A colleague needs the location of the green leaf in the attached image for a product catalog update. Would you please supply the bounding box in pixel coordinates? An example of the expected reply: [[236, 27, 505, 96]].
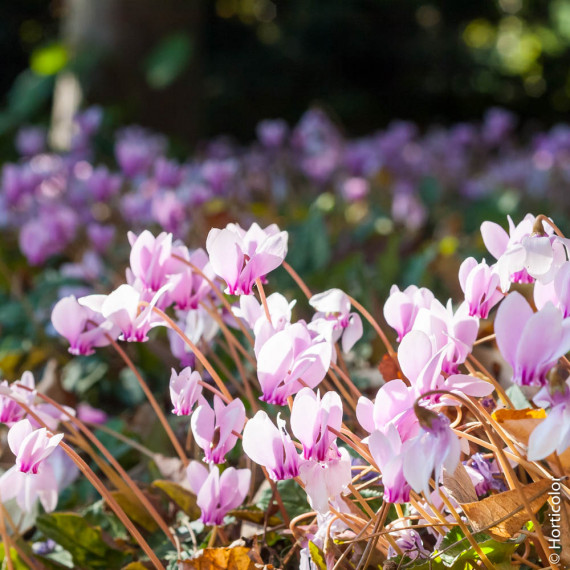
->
[[144, 32, 193, 89], [30, 43, 69, 76], [438, 526, 522, 568], [0, 543, 29, 570], [257, 479, 311, 521], [505, 384, 530, 409], [36, 513, 127, 569], [308, 541, 327, 570], [152, 480, 200, 519]]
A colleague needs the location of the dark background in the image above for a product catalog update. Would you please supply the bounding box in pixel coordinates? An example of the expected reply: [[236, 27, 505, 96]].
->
[[2, 0, 570, 143]]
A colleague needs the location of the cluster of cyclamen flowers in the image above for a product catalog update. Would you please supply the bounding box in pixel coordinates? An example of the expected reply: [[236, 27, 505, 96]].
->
[[6, 105, 570, 278], [28, 209, 566, 544]]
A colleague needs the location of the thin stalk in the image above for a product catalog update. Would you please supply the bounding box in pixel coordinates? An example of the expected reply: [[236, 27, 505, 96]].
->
[[255, 278, 272, 324], [59, 442, 165, 570], [282, 260, 312, 299], [0, 503, 14, 570], [171, 254, 254, 345], [107, 336, 188, 466], [16, 385, 176, 547], [346, 294, 397, 358], [146, 304, 233, 402]]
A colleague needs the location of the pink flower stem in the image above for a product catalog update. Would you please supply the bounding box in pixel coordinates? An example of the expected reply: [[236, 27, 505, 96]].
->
[[16, 384, 177, 547], [171, 254, 254, 345], [107, 335, 188, 466], [255, 278, 272, 324], [145, 304, 233, 403], [346, 294, 397, 358]]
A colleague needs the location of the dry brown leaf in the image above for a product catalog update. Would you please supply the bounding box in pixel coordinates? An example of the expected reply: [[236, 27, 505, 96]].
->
[[442, 463, 478, 504], [377, 353, 401, 382], [460, 478, 551, 540], [492, 408, 570, 471], [180, 546, 257, 570]]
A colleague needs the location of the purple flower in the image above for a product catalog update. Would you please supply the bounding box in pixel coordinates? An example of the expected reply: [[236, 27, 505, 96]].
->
[[242, 411, 300, 480], [290, 388, 342, 462], [458, 258, 503, 318], [169, 367, 203, 416], [495, 292, 570, 386], [206, 222, 288, 296], [186, 461, 250, 525], [255, 322, 332, 405], [383, 285, 434, 342], [191, 396, 245, 464]]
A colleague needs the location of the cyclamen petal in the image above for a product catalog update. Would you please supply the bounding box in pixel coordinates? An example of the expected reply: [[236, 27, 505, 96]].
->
[[169, 367, 203, 416], [242, 411, 300, 480], [206, 223, 288, 296], [191, 396, 245, 463], [290, 388, 342, 461], [8, 420, 64, 474], [496, 292, 570, 386], [186, 461, 250, 525]]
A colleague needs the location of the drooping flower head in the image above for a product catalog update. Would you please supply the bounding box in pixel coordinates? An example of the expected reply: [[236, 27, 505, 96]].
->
[[206, 222, 288, 296], [191, 396, 246, 464], [169, 367, 203, 416], [242, 411, 300, 480], [186, 461, 250, 525]]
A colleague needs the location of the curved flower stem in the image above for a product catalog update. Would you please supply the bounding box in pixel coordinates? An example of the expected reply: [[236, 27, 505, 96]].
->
[[535, 214, 566, 239], [464, 355, 514, 408], [326, 368, 357, 412], [16, 385, 176, 547], [0, 503, 14, 570], [201, 300, 258, 409], [346, 294, 397, 358], [205, 343, 247, 398], [255, 278, 272, 324], [145, 304, 233, 403], [282, 260, 312, 299], [60, 442, 166, 570], [171, 254, 254, 345], [418, 389, 557, 570], [107, 335, 188, 466]]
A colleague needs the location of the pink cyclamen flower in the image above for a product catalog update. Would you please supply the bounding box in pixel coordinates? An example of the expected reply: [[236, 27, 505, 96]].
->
[[0, 371, 36, 426], [458, 257, 503, 318], [169, 367, 203, 416], [495, 292, 570, 386], [167, 248, 215, 310], [242, 411, 300, 480], [290, 388, 342, 461], [527, 383, 570, 461], [383, 285, 434, 342], [356, 379, 418, 442], [191, 396, 246, 463], [412, 299, 478, 374], [256, 322, 333, 405], [79, 284, 167, 343], [309, 288, 363, 353], [0, 447, 77, 513], [128, 230, 185, 293], [534, 262, 570, 318], [480, 214, 567, 291], [298, 447, 352, 514], [8, 419, 64, 474], [51, 295, 117, 356], [402, 412, 461, 497], [368, 424, 410, 503], [206, 222, 288, 295], [186, 461, 250, 525]]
